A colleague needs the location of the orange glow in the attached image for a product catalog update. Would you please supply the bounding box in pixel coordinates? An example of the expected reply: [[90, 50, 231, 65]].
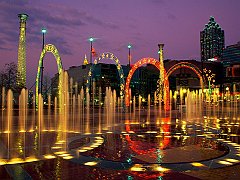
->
[[125, 58, 169, 110]]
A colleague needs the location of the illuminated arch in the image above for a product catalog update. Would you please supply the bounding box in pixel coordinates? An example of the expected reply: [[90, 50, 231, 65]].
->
[[35, 44, 63, 108], [125, 58, 169, 110], [166, 62, 204, 89], [86, 52, 125, 104]]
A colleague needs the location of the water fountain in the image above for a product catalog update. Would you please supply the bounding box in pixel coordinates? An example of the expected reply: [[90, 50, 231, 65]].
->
[[1, 70, 240, 180]]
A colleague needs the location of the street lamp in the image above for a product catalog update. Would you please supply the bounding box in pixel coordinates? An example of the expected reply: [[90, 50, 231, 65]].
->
[[40, 28, 47, 95], [89, 37, 94, 64], [128, 44, 132, 68], [41, 28, 47, 49], [88, 37, 95, 102]]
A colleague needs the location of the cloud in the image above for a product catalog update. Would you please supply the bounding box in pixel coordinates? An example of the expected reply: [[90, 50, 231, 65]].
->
[[0, 1, 118, 57], [167, 13, 177, 20], [0, 46, 11, 51], [150, 0, 166, 4], [46, 36, 73, 55]]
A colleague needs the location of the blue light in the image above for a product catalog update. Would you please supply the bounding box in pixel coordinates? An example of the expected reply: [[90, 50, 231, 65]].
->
[[41, 28, 47, 34], [89, 37, 94, 42]]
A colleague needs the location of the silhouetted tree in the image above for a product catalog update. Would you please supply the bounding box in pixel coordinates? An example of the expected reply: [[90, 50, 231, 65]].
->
[[0, 62, 18, 91]]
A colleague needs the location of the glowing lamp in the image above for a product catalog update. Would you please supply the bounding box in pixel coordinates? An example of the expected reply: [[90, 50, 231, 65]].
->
[[41, 28, 47, 34], [89, 37, 94, 42]]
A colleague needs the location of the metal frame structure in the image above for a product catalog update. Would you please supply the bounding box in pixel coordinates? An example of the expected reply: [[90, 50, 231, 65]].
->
[[35, 44, 63, 109], [125, 57, 169, 110], [166, 62, 205, 89], [86, 52, 125, 105]]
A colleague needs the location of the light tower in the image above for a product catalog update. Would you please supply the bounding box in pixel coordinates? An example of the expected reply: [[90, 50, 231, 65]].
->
[[89, 37, 94, 64], [17, 13, 28, 88], [158, 44, 164, 102], [128, 44, 132, 69], [88, 37, 94, 98], [40, 27, 47, 95]]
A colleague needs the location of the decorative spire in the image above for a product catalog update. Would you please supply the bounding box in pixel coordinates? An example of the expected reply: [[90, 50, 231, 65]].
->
[[17, 13, 28, 88], [83, 54, 89, 65]]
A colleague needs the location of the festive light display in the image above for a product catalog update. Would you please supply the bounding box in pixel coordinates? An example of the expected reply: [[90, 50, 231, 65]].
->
[[35, 44, 63, 109], [166, 62, 205, 89], [17, 14, 28, 88], [125, 58, 169, 110], [86, 52, 125, 104], [203, 68, 215, 94], [158, 44, 165, 103]]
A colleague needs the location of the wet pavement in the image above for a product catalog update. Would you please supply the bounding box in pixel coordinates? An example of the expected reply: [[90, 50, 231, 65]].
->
[[1, 104, 240, 179]]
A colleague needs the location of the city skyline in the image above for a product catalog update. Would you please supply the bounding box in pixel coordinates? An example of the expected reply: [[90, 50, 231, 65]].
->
[[0, 0, 240, 88]]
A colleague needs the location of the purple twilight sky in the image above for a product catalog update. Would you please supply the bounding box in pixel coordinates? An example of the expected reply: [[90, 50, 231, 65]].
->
[[0, 0, 240, 88]]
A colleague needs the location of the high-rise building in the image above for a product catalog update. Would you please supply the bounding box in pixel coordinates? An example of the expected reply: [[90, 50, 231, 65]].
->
[[221, 41, 240, 67], [221, 42, 240, 91], [17, 13, 28, 88], [200, 16, 224, 61]]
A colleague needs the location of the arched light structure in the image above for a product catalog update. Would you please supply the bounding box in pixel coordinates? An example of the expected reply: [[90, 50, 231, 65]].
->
[[36, 44, 63, 109]]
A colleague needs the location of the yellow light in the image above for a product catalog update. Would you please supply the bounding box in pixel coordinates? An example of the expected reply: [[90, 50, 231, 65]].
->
[[0, 159, 7, 165], [44, 154, 56, 159], [218, 160, 232, 165], [8, 158, 24, 164], [95, 137, 103, 139], [224, 158, 239, 163], [228, 143, 239, 146], [191, 162, 205, 167], [25, 157, 38, 162], [222, 140, 232, 143], [90, 145, 99, 148], [55, 142, 65, 145], [82, 147, 93, 150], [63, 156, 74, 159], [130, 164, 146, 171], [19, 130, 26, 133], [54, 151, 67, 155], [164, 135, 171, 138], [146, 131, 157, 134], [51, 146, 62, 149], [154, 166, 170, 172], [58, 153, 71, 157], [79, 149, 88, 153], [58, 140, 66, 143], [84, 161, 98, 166]]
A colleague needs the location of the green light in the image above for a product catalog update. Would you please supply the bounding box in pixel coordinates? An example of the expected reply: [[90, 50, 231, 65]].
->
[[89, 37, 94, 42], [158, 50, 160, 54], [127, 158, 132, 163], [128, 44, 132, 49], [127, 176, 133, 180], [41, 28, 47, 34]]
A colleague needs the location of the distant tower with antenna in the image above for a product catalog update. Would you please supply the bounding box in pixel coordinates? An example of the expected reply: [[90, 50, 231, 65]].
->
[[17, 13, 28, 88]]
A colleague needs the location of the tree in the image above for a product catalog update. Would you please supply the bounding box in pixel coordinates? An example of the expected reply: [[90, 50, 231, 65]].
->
[[0, 62, 18, 91]]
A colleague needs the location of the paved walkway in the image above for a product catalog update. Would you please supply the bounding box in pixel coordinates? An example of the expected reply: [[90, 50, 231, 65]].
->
[[184, 163, 240, 180]]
